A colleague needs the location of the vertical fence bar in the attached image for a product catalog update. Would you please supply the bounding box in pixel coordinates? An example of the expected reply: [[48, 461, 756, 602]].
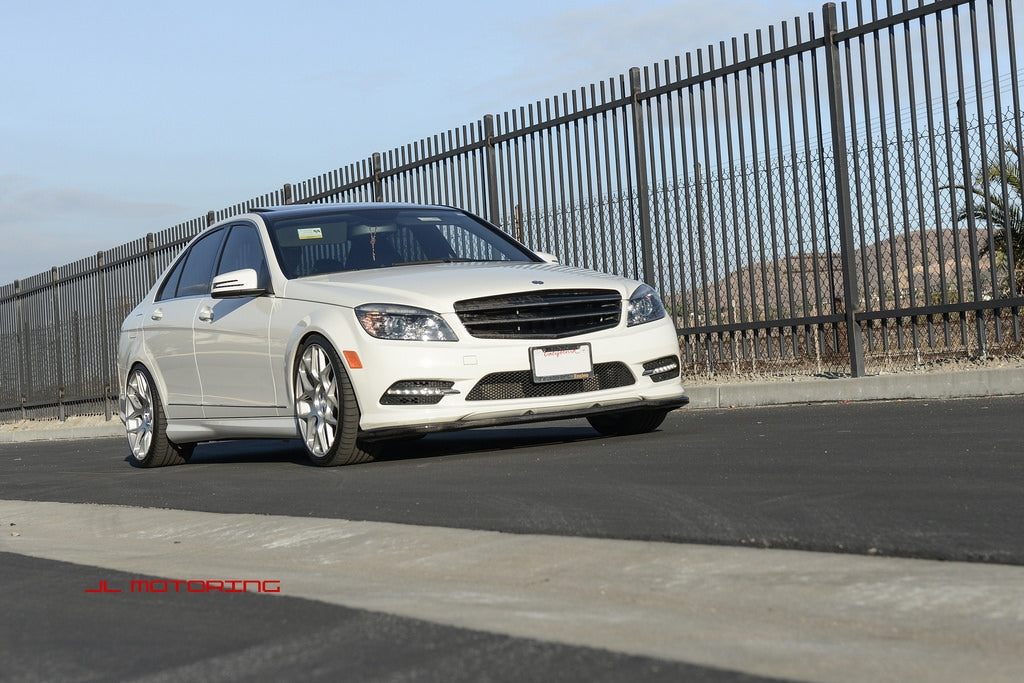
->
[[958, 97, 989, 356], [145, 233, 157, 288], [484, 114, 501, 225], [372, 153, 384, 202], [14, 280, 25, 419], [824, 2, 865, 376], [49, 267, 65, 419], [1006, 0, 1024, 344], [629, 67, 657, 287], [97, 251, 112, 420]]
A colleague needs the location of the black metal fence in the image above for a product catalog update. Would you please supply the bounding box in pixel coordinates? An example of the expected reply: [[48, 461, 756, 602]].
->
[[1, 0, 1021, 422]]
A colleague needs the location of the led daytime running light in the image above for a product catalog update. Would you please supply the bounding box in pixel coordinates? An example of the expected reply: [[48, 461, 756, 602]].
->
[[642, 360, 679, 376]]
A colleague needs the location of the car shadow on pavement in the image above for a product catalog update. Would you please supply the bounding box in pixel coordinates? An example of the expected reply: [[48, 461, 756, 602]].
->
[[373, 424, 605, 463], [176, 439, 310, 466], [175, 423, 607, 467]]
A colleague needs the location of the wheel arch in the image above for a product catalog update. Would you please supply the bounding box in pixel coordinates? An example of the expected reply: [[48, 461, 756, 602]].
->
[[123, 356, 171, 417], [281, 306, 367, 414]]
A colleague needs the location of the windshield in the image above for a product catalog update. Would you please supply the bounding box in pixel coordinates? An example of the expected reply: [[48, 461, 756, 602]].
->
[[265, 207, 538, 279]]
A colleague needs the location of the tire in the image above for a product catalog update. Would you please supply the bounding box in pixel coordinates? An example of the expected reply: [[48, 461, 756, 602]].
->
[[123, 365, 193, 467], [294, 334, 377, 466], [587, 409, 669, 437]]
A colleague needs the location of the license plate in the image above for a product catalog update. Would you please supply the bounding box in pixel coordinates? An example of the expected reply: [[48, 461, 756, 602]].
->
[[530, 343, 594, 383]]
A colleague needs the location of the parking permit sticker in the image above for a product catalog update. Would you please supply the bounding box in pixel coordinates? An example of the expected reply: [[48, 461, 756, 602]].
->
[[297, 227, 323, 240]]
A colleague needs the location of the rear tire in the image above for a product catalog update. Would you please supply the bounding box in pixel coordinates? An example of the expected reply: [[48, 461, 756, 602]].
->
[[294, 334, 377, 466], [124, 365, 192, 467], [587, 409, 668, 437]]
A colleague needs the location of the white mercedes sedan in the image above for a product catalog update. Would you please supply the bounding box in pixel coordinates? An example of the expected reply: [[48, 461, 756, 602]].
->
[[118, 203, 688, 466]]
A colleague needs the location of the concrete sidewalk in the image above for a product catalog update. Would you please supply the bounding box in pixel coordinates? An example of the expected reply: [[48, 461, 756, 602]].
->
[[3, 367, 1023, 444], [4, 499, 1023, 682]]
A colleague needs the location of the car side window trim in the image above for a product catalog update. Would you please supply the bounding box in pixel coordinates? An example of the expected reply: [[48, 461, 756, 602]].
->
[[155, 253, 188, 302], [214, 223, 271, 291], [157, 228, 227, 301]]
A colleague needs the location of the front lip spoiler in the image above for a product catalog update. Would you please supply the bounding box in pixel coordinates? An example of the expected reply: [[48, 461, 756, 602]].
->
[[359, 394, 689, 441]]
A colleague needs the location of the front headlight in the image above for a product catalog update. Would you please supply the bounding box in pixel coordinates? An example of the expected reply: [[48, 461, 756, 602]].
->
[[355, 304, 458, 341], [627, 284, 667, 327]]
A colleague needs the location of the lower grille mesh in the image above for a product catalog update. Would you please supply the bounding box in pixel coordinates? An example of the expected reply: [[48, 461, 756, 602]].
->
[[466, 362, 635, 401]]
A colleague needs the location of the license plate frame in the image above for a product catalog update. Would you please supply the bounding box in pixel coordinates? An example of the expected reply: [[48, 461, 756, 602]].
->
[[529, 343, 594, 383]]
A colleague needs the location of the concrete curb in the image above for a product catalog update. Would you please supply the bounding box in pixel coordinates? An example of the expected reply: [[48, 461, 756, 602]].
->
[[2, 368, 1023, 442], [0, 422, 123, 444], [687, 367, 1024, 409]]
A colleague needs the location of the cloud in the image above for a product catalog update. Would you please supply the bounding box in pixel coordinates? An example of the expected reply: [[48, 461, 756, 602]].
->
[[0, 176, 187, 285], [466, 0, 813, 109]]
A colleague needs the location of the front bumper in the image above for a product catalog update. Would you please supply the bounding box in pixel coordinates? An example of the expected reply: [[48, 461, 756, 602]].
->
[[359, 393, 689, 440], [346, 313, 687, 433]]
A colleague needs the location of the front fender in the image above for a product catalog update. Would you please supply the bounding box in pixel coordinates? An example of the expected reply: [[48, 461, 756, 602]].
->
[[271, 300, 367, 410]]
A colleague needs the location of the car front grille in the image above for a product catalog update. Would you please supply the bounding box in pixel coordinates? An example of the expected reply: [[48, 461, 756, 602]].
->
[[465, 362, 635, 401], [453, 289, 622, 339]]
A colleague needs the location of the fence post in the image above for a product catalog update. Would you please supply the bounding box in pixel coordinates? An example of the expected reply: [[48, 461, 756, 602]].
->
[[14, 280, 25, 420], [146, 233, 157, 287], [629, 67, 657, 287], [372, 153, 384, 202], [71, 309, 82, 404], [51, 267, 66, 420], [97, 251, 113, 421], [822, 2, 865, 377], [283, 182, 293, 205], [957, 98, 988, 356], [484, 114, 501, 225]]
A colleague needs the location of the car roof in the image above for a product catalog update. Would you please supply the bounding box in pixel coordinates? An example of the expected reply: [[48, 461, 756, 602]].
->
[[245, 202, 457, 221]]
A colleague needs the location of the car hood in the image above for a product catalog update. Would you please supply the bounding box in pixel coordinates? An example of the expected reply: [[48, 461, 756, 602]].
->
[[280, 262, 639, 311]]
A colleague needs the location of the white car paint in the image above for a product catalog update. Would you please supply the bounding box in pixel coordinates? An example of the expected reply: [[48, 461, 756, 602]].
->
[[118, 203, 688, 466]]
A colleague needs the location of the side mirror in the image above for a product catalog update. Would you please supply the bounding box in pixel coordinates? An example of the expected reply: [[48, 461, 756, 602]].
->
[[211, 268, 265, 299], [534, 251, 560, 264]]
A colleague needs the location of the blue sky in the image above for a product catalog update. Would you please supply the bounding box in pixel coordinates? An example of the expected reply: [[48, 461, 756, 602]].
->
[[1, 0, 814, 284]]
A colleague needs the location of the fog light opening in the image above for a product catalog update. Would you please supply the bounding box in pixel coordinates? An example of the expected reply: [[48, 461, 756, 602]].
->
[[642, 356, 680, 382], [380, 380, 459, 406]]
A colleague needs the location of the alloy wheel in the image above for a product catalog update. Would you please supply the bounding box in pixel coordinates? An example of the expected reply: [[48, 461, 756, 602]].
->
[[124, 369, 155, 459], [295, 343, 340, 457]]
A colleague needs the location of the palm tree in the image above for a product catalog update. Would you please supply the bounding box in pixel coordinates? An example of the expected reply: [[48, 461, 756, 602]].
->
[[951, 142, 1024, 297]]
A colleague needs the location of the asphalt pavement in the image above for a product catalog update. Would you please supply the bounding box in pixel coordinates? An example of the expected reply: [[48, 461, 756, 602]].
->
[[3, 367, 1023, 681]]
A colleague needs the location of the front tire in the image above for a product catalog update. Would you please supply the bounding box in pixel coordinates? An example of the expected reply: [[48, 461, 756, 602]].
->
[[123, 365, 193, 467], [294, 335, 377, 466], [587, 409, 669, 437]]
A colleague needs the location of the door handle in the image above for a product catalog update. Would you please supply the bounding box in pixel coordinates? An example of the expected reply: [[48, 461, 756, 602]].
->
[[198, 307, 214, 323], [150, 309, 163, 321]]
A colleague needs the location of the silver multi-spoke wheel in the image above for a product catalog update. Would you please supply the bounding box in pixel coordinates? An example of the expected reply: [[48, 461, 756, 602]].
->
[[124, 368, 155, 460], [295, 343, 340, 457], [293, 335, 376, 466], [122, 365, 191, 467]]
